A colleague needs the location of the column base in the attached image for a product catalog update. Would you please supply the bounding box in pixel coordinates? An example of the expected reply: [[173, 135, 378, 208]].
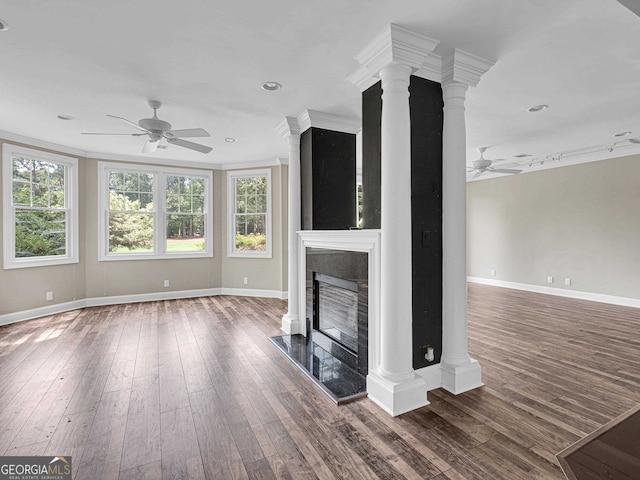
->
[[366, 371, 429, 416], [415, 363, 442, 391], [281, 313, 301, 335], [441, 358, 483, 394]]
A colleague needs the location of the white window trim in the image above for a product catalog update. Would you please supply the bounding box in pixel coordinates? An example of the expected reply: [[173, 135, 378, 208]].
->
[[98, 161, 213, 261], [3, 144, 79, 270], [227, 169, 272, 258]]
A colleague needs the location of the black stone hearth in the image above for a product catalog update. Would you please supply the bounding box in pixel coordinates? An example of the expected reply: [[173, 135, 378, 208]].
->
[[269, 334, 367, 403]]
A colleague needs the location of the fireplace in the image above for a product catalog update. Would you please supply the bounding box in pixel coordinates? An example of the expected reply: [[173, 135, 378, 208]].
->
[[307, 249, 368, 378], [270, 230, 380, 403]]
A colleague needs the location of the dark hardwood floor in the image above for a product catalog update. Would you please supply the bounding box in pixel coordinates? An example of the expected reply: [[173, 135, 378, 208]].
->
[[1, 284, 639, 479]]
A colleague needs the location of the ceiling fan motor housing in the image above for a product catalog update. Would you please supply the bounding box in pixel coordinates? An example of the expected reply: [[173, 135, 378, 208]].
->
[[473, 159, 492, 169], [139, 117, 172, 134]]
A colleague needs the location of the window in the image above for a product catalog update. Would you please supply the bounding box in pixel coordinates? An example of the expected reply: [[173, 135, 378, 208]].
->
[[356, 182, 363, 228], [2, 144, 78, 269], [98, 162, 212, 260], [227, 169, 271, 258]]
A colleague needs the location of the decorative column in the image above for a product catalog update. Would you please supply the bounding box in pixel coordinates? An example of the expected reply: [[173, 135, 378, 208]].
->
[[277, 117, 301, 334], [440, 49, 494, 393], [378, 63, 414, 381], [350, 24, 441, 416]]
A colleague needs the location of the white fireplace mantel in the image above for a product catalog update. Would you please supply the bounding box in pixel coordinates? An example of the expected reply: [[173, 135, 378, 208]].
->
[[297, 229, 382, 373]]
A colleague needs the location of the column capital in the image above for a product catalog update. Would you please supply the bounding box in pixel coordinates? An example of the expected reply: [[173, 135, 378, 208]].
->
[[441, 48, 495, 87], [349, 24, 441, 91], [296, 110, 360, 135], [276, 116, 301, 138]]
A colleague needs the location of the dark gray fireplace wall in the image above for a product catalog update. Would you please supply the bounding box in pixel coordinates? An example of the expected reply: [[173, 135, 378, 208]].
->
[[361, 76, 443, 370], [300, 127, 357, 230]]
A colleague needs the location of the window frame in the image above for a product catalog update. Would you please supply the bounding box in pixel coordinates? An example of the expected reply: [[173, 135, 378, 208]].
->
[[227, 169, 272, 258], [98, 161, 213, 261], [2, 144, 79, 270]]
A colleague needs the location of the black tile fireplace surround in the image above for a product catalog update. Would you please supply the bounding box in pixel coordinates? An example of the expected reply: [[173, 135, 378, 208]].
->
[[270, 248, 369, 402]]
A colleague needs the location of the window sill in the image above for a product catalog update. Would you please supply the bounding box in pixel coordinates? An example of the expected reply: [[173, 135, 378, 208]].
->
[[99, 251, 213, 262]]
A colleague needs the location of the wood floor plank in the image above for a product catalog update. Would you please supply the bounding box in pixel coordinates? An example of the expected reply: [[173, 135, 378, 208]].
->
[[160, 406, 205, 480], [158, 350, 189, 413], [119, 374, 161, 472], [0, 288, 638, 479], [118, 461, 162, 480], [7, 367, 85, 450], [73, 388, 130, 480], [189, 388, 249, 480]]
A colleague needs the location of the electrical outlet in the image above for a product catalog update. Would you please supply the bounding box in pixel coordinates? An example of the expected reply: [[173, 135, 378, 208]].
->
[[163, 280, 170, 288], [490, 269, 496, 277], [547, 275, 554, 284], [564, 277, 571, 286], [243, 277, 248, 285], [46, 291, 53, 301]]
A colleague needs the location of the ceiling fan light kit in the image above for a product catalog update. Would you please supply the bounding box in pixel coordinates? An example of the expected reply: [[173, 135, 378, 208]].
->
[[82, 100, 212, 154]]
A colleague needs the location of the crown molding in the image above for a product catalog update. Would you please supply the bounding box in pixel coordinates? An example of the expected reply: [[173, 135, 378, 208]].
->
[[0, 129, 222, 170], [0, 129, 87, 157], [349, 24, 441, 91], [219, 157, 287, 170], [277, 116, 301, 138], [441, 48, 495, 87], [296, 110, 360, 135], [85, 150, 221, 170]]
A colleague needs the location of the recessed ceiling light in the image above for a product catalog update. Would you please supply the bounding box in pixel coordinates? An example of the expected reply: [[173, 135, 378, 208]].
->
[[261, 81, 282, 92], [57, 114, 75, 121], [614, 131, 632, 137], [527, 104, 548, 113], [0, 18, 9, 32], [224, 137, 237, 143]]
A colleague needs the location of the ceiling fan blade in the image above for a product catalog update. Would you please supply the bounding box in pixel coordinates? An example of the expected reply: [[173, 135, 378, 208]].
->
[[490, 168, 522, 174], [472, 170, 483, 179], [167, 128, 211, 138], [494, 162, 522, 169], [106, 114, 151, 133], [81, 132, 147, 136], [167, 138, 212, 154], [142, 140, 159, 153]]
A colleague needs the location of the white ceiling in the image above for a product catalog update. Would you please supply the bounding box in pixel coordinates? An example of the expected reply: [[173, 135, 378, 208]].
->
[[1, 0, 640, 176]]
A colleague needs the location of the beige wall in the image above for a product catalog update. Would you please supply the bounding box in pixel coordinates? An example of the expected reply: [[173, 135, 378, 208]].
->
[[467, 153, 640, 300], [0, 138, 287, 316]]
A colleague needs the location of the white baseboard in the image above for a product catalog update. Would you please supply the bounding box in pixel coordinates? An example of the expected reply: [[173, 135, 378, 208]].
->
[[0, 300, 88, 327], [468, 276, 640, 309], [0, 288, 288, 327], [219, 288, 287, 299]]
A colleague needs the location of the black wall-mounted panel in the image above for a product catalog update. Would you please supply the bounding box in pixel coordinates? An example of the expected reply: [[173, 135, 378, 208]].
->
[[361, 81, 382, 229], [300, 129, 314, 229], [299, 127, 357, 231], [409, 75, 443, 370]]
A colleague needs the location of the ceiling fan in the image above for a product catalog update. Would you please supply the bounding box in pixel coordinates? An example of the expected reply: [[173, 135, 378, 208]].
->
[[467, 147, 522, 178], [82, 100, 212, 154]]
